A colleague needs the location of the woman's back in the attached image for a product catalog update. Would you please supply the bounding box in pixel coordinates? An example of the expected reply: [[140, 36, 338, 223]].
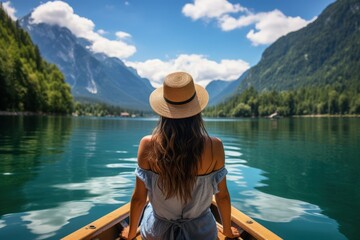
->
[[135, 135, 227, 239], [122, 72, 239, 240], [144, 135, 225, 176]]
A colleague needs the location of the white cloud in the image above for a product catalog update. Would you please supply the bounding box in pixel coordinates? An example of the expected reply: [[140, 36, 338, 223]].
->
[[91, 38, 136, 59], [220, 10, 315, 45], [97, 29, 108, 35], [30, 1, 136, 59], [183, 1, 314, 45], [125, 54, 250, 87], [3, 1, 17, 20], [116, 31, 132, 39], [182, 0, 246, 20]]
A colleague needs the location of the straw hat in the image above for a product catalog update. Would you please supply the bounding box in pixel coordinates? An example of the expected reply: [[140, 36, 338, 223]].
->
[[149, 72, 209, 119]]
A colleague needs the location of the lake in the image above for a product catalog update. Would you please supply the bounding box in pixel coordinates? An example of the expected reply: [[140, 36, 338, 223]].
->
[[0, 116, 359, 240]]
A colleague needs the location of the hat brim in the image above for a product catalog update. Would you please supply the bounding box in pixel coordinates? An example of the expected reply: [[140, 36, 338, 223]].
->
[[149, 84, 209, 119]]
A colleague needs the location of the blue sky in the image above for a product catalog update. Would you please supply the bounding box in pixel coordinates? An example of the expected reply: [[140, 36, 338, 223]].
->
[[2, 0, 335, 86]]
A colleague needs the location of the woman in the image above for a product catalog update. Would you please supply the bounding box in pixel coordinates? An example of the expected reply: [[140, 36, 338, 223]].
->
[[122, 72, 239, 239]]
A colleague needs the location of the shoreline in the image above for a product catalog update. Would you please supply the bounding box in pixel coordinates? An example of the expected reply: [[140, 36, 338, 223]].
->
[[292, 114, 360, 118], [1, 111, 359, 118], [0, 111, 66, 116]]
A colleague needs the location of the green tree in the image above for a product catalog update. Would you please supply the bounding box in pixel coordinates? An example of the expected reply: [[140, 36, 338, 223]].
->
[[0, 6, 73, 114]]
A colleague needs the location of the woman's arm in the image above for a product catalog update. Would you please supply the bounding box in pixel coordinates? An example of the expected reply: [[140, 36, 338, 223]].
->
[[122, 136, 152, 239], [216, 177, 240, 238], [213, 138, 240, 239], [126, 177, 148, 239]]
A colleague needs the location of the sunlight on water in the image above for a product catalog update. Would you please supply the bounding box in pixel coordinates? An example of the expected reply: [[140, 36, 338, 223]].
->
[[225, 150, 243, 157], [2, 172, 13, 176], [0, 220, 5, 229]]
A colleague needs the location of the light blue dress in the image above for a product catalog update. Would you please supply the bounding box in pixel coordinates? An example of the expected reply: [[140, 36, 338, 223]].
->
[[135, 167, 228, 240]]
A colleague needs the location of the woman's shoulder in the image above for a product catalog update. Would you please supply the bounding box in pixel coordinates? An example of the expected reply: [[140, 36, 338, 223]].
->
[[208, 136, 225, 171], [137, 135, 153, 169], [209, 136, 223, 146], [207, 136, 224, 155], [139, 135, 156, 151], [140, 135, 153, 143]]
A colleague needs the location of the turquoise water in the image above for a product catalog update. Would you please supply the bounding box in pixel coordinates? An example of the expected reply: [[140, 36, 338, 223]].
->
[[0, 116, 359, 239]]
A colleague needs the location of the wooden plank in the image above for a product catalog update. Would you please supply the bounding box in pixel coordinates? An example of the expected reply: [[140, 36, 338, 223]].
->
[[216, 222, 245, 240], [211, 198, 282, 240], [63, 200, 282, 240]]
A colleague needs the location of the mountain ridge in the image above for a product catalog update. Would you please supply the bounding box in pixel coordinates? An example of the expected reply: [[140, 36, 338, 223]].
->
[[205, 0, 360, 117], [20, 14, 154, 111], [206, 70, 249, 106], [237, 0, 360, 92]]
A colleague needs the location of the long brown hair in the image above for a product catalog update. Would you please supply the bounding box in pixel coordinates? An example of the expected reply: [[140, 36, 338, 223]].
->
[[150, 113, 208, 203]]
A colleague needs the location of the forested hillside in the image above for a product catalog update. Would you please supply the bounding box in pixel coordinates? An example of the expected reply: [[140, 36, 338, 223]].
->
[[239, 0, 360, 92], [0, 5, 73, 114], [205, 0, 360, 117], [205, 85, 360, 117]]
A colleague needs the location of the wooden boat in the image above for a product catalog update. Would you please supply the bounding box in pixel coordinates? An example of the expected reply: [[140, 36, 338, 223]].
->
[[62, 198, 282, 240]]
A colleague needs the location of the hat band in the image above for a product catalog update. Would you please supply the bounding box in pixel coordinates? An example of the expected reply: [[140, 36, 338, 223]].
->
[[164, 92, 196, 105]]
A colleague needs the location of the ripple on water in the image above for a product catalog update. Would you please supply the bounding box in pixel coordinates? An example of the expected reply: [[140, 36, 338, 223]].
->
[[225, 150, 243, 157], [117, 157, 137, 162], [106, 163, 136, 168], [226, 158, 247, 164], [116, 150, 128, 153], [2, 172, 14, 176]]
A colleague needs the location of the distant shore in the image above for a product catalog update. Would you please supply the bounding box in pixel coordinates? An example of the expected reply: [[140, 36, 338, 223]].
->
[[292, 114, 360, 118], [0, 111, 142, 118], [1, 111, 359, 118], [0, 111, 62, 116]]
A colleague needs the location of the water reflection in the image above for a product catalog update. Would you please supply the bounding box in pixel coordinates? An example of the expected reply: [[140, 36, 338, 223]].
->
[[0, 116, 73, 216], [19, 170, 135, 239], [239, 190, 320, 222], [0, 117, 157, 239], [207, 118, 359, 239], [21, 201, 93, 240], [0, 117, 358, 240], [54, 172, 134, 204]]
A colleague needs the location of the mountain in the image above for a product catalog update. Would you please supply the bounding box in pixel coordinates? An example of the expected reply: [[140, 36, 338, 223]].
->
[[206, 71, 248, 106], [206, 80, 232, 106], [0, 6, 73, 113], [238, 0, 360, 92], [205, 0, 360, 117], [19, 14, 154, 111]]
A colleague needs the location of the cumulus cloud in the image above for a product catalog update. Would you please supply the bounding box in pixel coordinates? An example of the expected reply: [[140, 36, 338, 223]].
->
[[3, 1, 17, 20], [30, 1, 136, 59], [182, 0, 246, 20], [125, 54, 250, 87], [220, 10, 315, 45], [183, 0, 314, 45]]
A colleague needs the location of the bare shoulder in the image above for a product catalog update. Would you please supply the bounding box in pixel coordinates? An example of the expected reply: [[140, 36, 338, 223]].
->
[[140, 135, 153, 146], [137, 135, 153, 169], [209, 136, 224, 152], [209, 136, 225, 170]]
